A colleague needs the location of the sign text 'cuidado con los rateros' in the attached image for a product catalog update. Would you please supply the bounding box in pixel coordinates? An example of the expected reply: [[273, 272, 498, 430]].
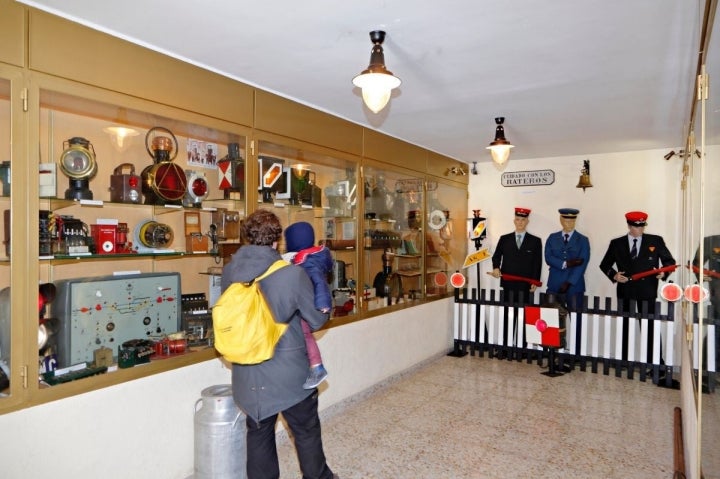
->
[[500, 169, 555, 187]]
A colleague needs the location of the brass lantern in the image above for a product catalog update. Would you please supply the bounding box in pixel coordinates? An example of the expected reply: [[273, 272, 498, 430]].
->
[[59, 137, 98, 200], [141, 127, 188, 205]]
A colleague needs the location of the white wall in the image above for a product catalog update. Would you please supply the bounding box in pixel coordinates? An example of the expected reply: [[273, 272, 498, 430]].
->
[[0, 298, 454, 479], [467, 148, 685, 301]]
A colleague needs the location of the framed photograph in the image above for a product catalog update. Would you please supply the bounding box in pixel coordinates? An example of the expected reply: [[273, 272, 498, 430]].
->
[[187, 139, 218, 169]]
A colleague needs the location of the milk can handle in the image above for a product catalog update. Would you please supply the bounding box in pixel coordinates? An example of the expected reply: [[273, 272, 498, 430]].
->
[[194, 398, 203, 413]]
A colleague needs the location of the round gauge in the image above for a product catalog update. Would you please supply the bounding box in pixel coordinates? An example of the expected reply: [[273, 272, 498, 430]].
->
[[428, 209, 447, 230], [59, 137, 97, 179], [434, 271, 448, 287]]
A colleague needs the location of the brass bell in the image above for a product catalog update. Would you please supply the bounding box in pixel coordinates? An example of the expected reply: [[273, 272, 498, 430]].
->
[[576, 160, 593, 192]]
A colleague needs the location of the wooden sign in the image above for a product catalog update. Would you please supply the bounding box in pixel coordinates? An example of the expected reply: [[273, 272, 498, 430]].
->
[[501, 169, 555, 187]]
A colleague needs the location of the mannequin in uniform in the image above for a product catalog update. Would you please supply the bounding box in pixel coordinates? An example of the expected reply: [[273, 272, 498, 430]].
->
[[545, 208, 590, 311]]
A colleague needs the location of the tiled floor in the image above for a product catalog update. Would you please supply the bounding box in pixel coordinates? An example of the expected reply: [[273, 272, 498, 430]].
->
[[277, 354, 682, 479]]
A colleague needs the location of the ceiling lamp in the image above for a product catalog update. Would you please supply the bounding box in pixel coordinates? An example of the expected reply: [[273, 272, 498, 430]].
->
[[352, 30, 401, 114], [487, 117, 514, 166], [103, 126, 139, 152]]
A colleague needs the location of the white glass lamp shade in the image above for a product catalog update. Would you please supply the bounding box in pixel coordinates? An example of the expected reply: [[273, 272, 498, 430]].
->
[[103, 126, 140, 152], [487, 144, 514, 165], [353, 72, 401, 114]]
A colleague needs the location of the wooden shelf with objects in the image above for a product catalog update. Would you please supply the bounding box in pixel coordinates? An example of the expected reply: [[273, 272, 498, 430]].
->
[[23, 80, 251, 404]]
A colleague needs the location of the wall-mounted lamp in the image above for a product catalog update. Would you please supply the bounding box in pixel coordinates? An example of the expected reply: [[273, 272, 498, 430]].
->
[[486, 117, 514, 166], [352, 30, 402, 114], [576, 159, 593, 192], [470, 162, 478, 175], [445, 166, 466, 176]]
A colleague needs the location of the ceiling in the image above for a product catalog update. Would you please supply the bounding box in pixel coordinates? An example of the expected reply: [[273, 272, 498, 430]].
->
[[19, 0, 707, 164]]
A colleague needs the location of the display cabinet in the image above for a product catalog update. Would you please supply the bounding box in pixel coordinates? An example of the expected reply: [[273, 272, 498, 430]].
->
[[255, 137, 360, 319], [361, 163, 422, 310], [0, 70, 17, 406], [360, 163, 468, 312], [425, 181, 468, 295], [26, 76, 249, 396]]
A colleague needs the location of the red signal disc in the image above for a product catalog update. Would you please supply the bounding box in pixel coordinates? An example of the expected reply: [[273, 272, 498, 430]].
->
[[684, 284, 708, 304], [450, 272, 466, 288], [660, 283, 682, 302]]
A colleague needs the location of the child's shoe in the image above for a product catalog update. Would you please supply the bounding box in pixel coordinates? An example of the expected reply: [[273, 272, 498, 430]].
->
[[303, 364, 328, 389]]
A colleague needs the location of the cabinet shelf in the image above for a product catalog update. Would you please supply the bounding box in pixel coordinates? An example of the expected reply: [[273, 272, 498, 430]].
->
[[42, 198, 230, 215], [43, 251, 189, 263], [396, 270, 421, 277]]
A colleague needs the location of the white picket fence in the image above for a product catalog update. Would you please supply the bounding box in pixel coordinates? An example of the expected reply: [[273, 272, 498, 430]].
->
[[451, 289, 716, 389]]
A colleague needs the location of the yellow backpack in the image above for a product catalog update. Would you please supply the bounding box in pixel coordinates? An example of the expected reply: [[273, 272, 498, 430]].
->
[[212, 259, 289, 364]]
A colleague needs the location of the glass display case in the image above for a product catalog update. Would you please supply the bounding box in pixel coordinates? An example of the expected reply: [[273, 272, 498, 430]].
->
[[360, 164, 467, 312], [361, 165, 424, 310], [698, 8, 720, 474], [425, 181, 468, 295], [0, 75, 12, 402], [256, 138, 360, 319], [32, 83, 248, 390]]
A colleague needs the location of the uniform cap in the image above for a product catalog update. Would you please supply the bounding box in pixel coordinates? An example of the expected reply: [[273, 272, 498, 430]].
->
[[514, 207, 531, 217], [558, 208, 579, 218], [625, 211, 648, 227]]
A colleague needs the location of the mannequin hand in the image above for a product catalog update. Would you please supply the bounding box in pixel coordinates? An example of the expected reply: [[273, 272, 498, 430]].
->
[[614, 272, 629, 283], [566, 258, 584, 268], [530, 284, 537, 293], [490, 268, 501, 278]]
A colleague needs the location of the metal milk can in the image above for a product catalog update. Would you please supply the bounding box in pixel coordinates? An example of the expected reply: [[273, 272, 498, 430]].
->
[[194, 384, 246, 479]]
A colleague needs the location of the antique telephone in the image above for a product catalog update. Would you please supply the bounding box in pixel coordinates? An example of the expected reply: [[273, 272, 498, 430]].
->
[[141, 127, 188, 205]]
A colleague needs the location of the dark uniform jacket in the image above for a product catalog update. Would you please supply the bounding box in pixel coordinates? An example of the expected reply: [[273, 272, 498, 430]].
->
[[221, 245, 329, 422], [491, 231, 543, 290], [599, 233, 675, 301]]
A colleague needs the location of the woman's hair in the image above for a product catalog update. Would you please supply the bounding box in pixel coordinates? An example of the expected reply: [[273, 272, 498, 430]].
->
[[242, 209, 282, 246]]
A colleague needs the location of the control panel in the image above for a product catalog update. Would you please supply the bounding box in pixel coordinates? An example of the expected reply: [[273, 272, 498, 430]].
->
[[53, 273, 181, 367]]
